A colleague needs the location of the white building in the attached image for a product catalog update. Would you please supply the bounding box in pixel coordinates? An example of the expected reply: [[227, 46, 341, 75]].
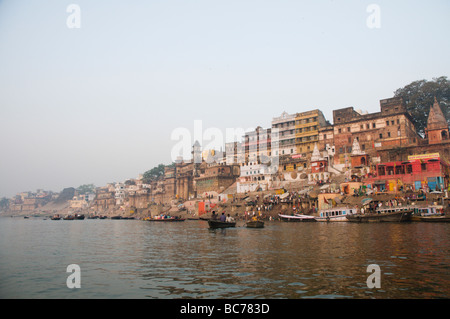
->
[[272, 111, 296, 157]]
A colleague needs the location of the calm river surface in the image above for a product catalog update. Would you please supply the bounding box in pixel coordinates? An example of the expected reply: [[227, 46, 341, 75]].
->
[[0, 217, 449, 299]]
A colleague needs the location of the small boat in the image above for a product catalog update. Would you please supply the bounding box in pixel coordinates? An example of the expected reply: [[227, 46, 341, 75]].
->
[[346, 207, 412, 222], [64, 215, 75, 220], [99, 216, 107, 219], [111, 216, 122, 220], [23, 216, 29, 219], [246, 220, 265, 228], [278, 214, 316, 222], [316, 207, 356, 222], [74, 214, 85, 220], [51, 214, 61, 220], [87, 215, 99, 219], [208, 219, 236, 229]]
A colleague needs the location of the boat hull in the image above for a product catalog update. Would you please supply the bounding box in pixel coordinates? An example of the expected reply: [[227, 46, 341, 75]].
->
[[208, 220, 236, 229], [147, 218, 185, 222], [246, 221, 265, 228], [315, 216, 348, 222], [278, 214, 316, 222], [418, 215, 450, 222], [346, 210, 412, 222]]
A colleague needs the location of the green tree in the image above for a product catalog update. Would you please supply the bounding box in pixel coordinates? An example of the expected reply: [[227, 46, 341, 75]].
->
[[394, 76, 450, 137], [142, 164, 166, 184], [76, 184, 96, 195], [0, 197, 9, 211]]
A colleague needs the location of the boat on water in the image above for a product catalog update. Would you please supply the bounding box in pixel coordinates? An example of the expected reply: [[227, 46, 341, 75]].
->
[[146, 215, 185, 222], [346, 207, 413, 222], [417, 215, 450, 222], [74, 214, 85, 220], [51, 214, 61, 220], [208, 220, 236, 229], [315, 207, 356, 222], [278, 213, 316, 222], [411, 205, 445, 222], [64, 215, 75, 220], [246, 220, 265, 228], [111, 216, 122, 220]]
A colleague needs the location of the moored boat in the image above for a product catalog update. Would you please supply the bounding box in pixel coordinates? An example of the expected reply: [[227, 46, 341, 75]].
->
[[208, 220, 236, 229], [51, 214, 61, 220], [64, 215, 75, 220], [278, 214, 316, 222], [417, 215, 450, 222], [346, 207, 412, 222], [411, 205, 445, 222], [315, 207, 356, 222], [74, 214, 85, 220], [146, 215, 185, 222]]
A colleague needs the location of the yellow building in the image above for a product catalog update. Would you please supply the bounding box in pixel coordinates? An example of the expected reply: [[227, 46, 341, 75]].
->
[[295, 110, 327, 154]]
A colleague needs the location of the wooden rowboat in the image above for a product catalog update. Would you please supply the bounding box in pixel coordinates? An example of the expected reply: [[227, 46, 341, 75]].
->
[[246, 220, 265, 228], [208, 220, 236, 229]]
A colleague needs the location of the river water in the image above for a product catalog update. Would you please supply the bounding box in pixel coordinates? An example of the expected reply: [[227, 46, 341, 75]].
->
[[0, 217, 449, 299]]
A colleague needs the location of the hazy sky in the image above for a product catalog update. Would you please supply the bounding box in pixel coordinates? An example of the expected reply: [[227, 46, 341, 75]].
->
[[0, 0, 449, 197]]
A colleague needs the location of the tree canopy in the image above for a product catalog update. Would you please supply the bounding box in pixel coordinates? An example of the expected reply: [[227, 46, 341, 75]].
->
[[142, 164, 166, 184], [394, 76, 450, 136], [76, 184, 96, 195]]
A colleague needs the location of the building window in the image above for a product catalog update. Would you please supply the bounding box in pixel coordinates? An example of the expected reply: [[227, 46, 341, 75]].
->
[[338, 128, 342, 133], [386, 121, 389, 126], [388, 132, 391, 137], [347, 127, 351, 132], [324, 134, 327, 140], [372, 123, 376, 128], [379, 133, 383, 139]]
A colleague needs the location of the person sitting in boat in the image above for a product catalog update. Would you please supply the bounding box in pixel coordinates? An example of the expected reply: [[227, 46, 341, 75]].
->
[[211, 211, 218, 220], [220, 212, 227, 222], [226, 214, 235, 223]]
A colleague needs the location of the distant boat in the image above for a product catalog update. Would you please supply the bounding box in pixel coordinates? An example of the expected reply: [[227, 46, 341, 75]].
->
[[23, 216, 29, 219], [246, 220, 265, 228], [111, 216, 122, 220], [51, 214, 61, 220], [146, 215, 185, 222], [278, 214, 316, 222], [64, 215, 75, 220], [208, 220, 236, 229], [74, 214, 85, 220], [346, 207, 412, 222]]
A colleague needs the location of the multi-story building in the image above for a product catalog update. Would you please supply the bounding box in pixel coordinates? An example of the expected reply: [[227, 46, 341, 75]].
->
[[272, 111, 296, 157], [295, 109, 327, 155], [319, 97, 421, 166], [242, 126, 272, 164]]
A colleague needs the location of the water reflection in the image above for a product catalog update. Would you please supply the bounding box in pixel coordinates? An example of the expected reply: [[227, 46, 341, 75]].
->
[[0, 218, 449, 298]]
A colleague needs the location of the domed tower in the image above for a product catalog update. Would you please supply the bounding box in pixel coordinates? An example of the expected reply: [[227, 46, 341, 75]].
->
[[426, 97, 449, 144]]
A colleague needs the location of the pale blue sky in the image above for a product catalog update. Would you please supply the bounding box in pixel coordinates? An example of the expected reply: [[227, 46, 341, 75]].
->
[[0, 0, 449, 197]]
